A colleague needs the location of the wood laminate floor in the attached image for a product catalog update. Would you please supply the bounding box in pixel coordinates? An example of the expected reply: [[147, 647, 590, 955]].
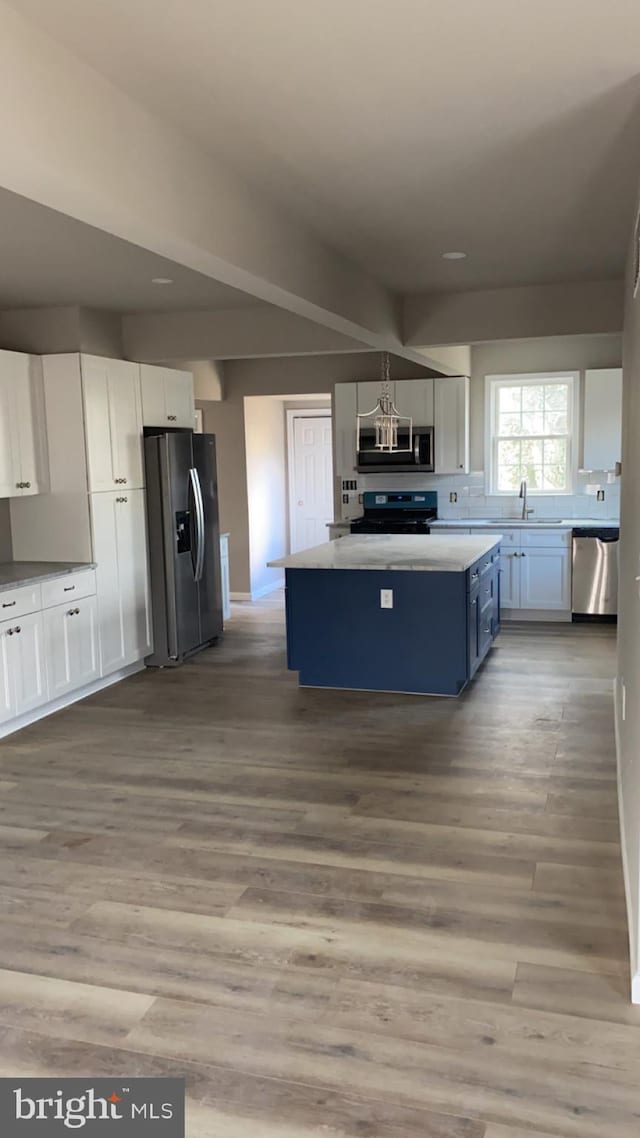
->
[[0, 596, 634, 1137]]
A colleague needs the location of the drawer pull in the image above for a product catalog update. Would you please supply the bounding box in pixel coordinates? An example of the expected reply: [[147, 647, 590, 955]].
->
[[63, 585, 76, 592], [2, 601, 16, 608]]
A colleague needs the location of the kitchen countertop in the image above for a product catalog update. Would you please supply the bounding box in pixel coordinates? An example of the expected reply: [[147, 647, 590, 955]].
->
[[430, 518, 619, 529], [0, 562, 95, 592], [269, 533, 501, 573]]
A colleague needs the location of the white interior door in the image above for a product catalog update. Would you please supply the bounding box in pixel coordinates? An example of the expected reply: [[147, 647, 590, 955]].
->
[[290, 415, 333, 553]]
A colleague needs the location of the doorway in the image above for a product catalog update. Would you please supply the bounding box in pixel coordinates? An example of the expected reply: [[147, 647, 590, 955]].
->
[[287, 410, 333, 553]]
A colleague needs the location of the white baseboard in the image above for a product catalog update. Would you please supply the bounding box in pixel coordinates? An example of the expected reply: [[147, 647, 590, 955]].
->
[[501, 609, 572, 622], [0, 662, 145, 741], [251, 579, 285, 600], [230, 580, 285, 602], [614, 676, 640, 1004]]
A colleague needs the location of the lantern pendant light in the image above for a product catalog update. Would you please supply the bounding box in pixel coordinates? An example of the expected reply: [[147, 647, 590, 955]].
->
[[356, 352, 413, 453]]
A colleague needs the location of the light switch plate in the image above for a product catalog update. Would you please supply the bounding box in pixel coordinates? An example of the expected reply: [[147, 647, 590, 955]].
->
[[380, 589, 393, 609]]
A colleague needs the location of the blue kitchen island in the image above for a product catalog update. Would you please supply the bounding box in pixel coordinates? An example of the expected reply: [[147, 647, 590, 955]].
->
[[269, 533, 502, 697]]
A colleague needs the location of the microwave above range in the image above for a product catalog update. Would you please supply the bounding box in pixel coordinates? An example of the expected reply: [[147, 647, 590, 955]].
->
[[356, 425, 434, 473]]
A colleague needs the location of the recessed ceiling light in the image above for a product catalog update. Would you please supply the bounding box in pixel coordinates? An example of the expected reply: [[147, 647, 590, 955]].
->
[[441, 251, 467, 260], [151, 276, 174, 285]]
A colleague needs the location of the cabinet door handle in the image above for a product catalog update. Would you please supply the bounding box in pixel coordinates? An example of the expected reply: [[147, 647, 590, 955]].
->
[[483, 626, 491, 634], [14, 626, 21, 634], [6, 628, 13, 636], [167, 414, 177, 421], [521, 552, 526, 557], [2, 601, 16, 608], [67, 609, 76, 617], [24, 482, 31, 488], [116, 496, 128, 503], [15, 482, 23, 489]]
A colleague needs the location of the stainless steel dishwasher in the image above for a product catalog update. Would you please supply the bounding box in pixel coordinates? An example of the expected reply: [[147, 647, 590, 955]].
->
[[572, 527, 620, 619]]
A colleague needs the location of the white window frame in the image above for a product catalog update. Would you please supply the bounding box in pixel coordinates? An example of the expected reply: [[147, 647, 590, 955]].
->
[[485, 371, 579, 496]]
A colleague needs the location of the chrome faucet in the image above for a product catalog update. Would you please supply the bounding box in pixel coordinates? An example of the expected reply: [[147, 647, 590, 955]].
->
[[519, 479, 534, 520]]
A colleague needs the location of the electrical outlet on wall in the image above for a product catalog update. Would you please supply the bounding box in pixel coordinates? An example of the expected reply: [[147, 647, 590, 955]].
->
[[597, 489, 605, 501], [449, 492, 457, 504]]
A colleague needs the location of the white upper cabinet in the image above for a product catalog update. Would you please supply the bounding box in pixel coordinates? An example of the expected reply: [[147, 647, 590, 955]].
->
[[140, 365, 195, 429], [394, 379, 434, 426], [434, 376, 470, 474], [583, 368, 622, 472], [81, 356, 144, 492], [0, 350, 49, 498]]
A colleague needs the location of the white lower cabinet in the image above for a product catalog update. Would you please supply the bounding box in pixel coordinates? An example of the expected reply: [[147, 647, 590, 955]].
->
[[45, 596, 99, 699], [498, 549, 520, 609], [520, 548, 571, 611], [91, 489, 152, 675], [0, 611, 48, 723]]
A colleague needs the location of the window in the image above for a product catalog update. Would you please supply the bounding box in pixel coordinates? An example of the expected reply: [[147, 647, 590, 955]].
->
[[487, 373, 577, 495]]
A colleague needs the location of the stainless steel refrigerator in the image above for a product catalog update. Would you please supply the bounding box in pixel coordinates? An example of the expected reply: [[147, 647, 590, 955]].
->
[[144, 431, 223, 665]]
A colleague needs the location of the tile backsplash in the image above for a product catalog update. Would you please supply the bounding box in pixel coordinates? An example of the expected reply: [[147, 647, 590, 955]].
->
[[354, 470, 620, 521]]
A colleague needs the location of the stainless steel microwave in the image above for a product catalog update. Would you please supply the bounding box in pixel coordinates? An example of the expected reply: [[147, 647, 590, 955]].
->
[[356, 425, 434, 473]]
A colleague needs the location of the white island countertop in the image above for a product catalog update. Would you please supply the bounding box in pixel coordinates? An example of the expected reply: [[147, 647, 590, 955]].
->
[[268, 533, 502, 573]]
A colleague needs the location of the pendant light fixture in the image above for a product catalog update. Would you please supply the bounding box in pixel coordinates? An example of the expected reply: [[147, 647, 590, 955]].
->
[[356, 352, 413, 452]]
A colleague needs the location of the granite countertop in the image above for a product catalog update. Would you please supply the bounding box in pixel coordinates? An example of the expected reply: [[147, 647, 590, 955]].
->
[[269, 533, 501, 573], [430, 518, 620, 529], [0, 562, 96, 592]]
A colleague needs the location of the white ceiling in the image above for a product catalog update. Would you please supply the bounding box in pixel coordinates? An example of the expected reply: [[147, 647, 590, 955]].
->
[[0, 187, 260, 312], [11, 0, 640, 293]]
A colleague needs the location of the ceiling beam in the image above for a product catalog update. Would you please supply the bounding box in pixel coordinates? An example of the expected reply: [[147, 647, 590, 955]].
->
[[404, 279, 624, 346], [122, 307, 372, 361], [0, 1, 446, 371]]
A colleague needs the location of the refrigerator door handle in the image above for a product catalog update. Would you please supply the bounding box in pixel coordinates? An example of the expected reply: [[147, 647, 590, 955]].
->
[[190, 466, 206, 582]]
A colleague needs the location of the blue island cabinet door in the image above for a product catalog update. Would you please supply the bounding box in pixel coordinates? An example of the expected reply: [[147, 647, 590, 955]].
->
[[468, 591, 481, 677]]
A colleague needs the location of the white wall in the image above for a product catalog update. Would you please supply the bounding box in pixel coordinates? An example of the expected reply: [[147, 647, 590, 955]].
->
[[617, 203, 640, 1003], [244, 397, 287, 599]]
